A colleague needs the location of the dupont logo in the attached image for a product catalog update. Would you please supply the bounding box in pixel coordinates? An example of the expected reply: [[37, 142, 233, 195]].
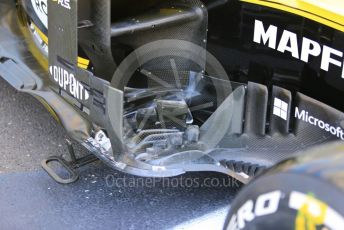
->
[[273, 98, 288, 120], [49, 65, 89, 101]]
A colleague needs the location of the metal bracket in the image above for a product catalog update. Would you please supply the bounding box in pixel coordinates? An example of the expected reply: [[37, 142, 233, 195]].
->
[[41, 139, 98, 184]]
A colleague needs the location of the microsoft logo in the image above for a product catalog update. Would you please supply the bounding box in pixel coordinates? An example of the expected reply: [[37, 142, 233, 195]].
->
[[273, 98, 288, 120]]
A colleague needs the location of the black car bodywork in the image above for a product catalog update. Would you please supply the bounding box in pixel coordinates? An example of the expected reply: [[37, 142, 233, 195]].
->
[[1, 0, 344, 185]]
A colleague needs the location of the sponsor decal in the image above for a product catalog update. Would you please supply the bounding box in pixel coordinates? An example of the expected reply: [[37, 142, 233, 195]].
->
[[31, 0, 48, 28], [271, 97, 344, 140], [294, 107, 344, 140], [291, 192, 328, 230], [228, 190, 344, 230], [290, 191, 344, 230], [52, 0, 71, 10], [254, 19, 344, 79], [273, 97, 288, 120], [31, 0, 72, 27], [49, 65, 89, 101], [228, 191, 282, 229]]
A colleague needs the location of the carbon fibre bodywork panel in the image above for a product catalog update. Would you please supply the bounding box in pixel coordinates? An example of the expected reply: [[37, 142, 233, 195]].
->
[[0, 0, 92, 141], [1, 0, 344, 183]]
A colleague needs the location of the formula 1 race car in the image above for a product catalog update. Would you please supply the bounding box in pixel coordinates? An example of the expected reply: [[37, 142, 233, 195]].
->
[[1, 0, 344, 229]]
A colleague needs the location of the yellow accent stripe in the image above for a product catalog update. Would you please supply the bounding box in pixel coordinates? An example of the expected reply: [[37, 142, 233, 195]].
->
[[19, 22, 49, 72], [32, 24, 90, 69], [77, 57, 90, 66], [241, 0, 344, 32], [33, 24, 48, 44], [77, 58, 90, 70], [78, 64, 89, 69], [34, 96, 61, 124]]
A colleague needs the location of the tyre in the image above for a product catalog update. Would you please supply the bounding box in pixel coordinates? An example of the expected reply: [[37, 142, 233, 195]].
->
[[224, 142, 344, 230]]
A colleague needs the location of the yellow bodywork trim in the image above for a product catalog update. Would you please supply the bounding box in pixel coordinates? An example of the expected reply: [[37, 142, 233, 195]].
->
[[33, 24, 48, 44], [241, 0, 344, 32], [34, 96, 61, 124], [77, 59, 89, 70], [77, 57, 90, 67], [32, 24, 90, 69], [19, 24, 60, 121]]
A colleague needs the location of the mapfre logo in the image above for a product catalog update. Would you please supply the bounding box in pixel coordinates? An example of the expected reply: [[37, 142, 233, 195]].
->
[[253, 19, 344, 79]]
